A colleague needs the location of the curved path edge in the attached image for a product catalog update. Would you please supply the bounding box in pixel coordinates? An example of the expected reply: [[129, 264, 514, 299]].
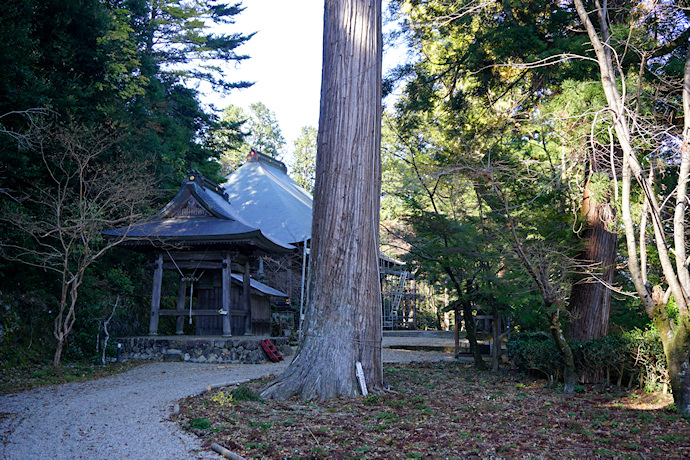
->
[[0, 343, 454, 459]]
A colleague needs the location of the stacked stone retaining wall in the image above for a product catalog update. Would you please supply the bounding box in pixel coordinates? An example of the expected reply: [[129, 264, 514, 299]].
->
[[116, 336, 292, 364]]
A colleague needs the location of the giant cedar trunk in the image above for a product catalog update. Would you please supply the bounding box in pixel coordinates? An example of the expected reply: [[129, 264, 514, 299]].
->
[[569, 183, 616, 341], [261, 0, 382, 400]]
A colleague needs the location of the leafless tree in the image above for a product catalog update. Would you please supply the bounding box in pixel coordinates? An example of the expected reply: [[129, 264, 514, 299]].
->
[[0, 122, 154, 366], [573, 0, 690, 412]]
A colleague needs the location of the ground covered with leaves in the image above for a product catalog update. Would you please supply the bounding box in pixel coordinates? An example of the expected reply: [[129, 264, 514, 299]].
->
[[174, 361, 689, 459]]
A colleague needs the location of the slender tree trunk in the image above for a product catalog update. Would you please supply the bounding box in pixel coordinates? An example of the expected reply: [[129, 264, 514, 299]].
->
[[53, 275, 76, 367], [569, 183, 617, 340], [574, 0, 690, 410], [446, 269, 485, 369], [261, 0, 382, 400], [454, 303, 460, 358], [461, 297, 485, 370], [549, 307, 576, 393], [491, 304, 502, 372]]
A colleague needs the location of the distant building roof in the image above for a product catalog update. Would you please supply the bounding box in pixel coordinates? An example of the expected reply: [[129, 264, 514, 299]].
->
[[104, 171, 293, 253], [223, 150, 313, 245]]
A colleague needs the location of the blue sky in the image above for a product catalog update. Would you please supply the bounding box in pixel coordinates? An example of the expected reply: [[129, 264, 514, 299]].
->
[[203, 0, 324, 153], [202, 0, 407, 161]]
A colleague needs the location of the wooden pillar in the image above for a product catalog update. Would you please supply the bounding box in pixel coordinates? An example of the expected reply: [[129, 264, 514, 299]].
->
[[222, 252, 232, 337], [176, 277, 187, 335], [243, 261, 252, 335], [149, 254, 163, 336]]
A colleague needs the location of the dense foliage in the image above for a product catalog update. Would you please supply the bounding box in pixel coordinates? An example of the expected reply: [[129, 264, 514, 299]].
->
[[507, 329, 669, 392], [0, 0, 252, 366]]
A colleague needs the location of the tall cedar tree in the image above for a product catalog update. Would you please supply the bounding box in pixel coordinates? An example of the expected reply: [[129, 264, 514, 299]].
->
[[262, 0, 383, 400]]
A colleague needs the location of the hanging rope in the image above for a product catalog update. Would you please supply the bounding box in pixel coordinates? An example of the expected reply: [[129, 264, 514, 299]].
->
[[186, 270, 205, 324], [189, 279, 194, 324], [164, 248, 208, 324]]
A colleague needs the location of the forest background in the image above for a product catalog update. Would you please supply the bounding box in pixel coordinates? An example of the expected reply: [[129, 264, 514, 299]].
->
[[1, 0, 690, 409]]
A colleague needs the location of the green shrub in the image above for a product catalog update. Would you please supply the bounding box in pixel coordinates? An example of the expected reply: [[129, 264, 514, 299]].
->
[[506, 332, 563, 380], [622, 327, 668, 391], [230, 385, 264, 402], [506, 327, 668, 390], [189, 417, 212, 430]]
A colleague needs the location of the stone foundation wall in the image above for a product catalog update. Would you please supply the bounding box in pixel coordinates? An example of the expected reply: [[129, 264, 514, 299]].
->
[[116, 337, 293, 364]]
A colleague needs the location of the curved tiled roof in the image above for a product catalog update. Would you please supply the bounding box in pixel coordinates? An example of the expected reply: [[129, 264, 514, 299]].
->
[[104, 172, 293, 253]]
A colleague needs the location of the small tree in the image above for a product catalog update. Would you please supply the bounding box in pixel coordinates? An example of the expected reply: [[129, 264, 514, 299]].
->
[[246, 102, 286, 159], [0, 122, 154, 366], [488, 177, 577, 392], [215, 104, 250, 173]]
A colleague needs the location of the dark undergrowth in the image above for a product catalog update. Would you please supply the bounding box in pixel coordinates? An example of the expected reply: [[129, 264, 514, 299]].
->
[[0, 360, 142, 394]]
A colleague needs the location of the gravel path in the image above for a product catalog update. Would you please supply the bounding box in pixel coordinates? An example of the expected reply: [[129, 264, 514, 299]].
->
[[0, 341, 454, 460]]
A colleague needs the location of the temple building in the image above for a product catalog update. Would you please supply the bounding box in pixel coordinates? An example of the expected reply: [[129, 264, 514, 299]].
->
[[106, 150, 418, 345], [104, 171, 292, 337]]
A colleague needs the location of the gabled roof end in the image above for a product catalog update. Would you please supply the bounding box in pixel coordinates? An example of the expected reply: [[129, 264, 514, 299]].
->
[[184, 170, 229, 202], [247, 148, 288, 174]]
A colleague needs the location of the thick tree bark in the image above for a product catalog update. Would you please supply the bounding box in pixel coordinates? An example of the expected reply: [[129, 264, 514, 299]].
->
[[569, 184, 617, 340], [261, 0, 382, 400]]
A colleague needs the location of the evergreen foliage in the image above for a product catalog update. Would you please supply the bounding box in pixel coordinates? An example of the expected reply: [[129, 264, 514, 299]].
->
[[245, 102, 286, 159], [292, 126, 317, 193], [0, 0, 252, 365], [214, 101, 287, 175], [507, 328, 669, 391]]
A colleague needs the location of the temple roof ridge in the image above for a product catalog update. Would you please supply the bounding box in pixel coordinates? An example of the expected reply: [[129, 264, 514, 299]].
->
[[246, 148, 288, 174]]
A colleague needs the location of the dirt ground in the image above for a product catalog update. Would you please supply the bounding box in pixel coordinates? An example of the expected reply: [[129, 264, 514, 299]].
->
[[174, 361, 690, 459]]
